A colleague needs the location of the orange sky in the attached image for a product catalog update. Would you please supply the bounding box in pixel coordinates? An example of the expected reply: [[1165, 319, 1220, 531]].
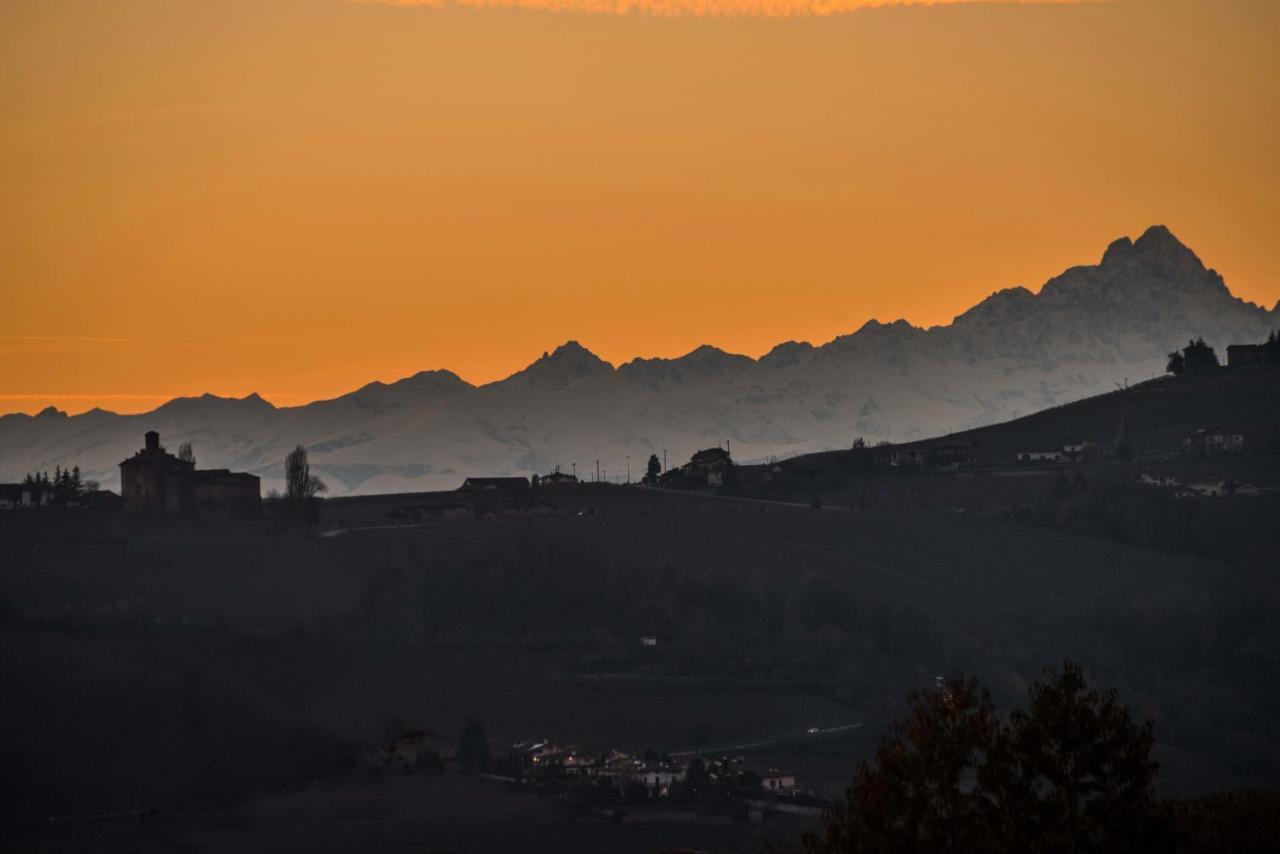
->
[[2, 0, 1277, 414]]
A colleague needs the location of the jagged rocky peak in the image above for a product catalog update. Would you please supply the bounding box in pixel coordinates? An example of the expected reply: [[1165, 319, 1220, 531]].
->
[[1101, 236, 1135, 266], [760, 340, 815, 368], [36, 405, 68, 419], [1038, 224, 1223, 306], [953, 286, 1037, 325], [675, 344, 753, 370], [1101, 224, 1206, 274], [155, 392, 275, 415], [517, 340, 614, 385], [856, 318, 918, 335]]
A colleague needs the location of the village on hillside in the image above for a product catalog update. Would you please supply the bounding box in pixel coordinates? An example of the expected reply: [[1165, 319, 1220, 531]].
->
[[360, 727, 827, 826]]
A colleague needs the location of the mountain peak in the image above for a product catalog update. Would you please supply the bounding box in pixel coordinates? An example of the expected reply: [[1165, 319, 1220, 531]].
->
[[155, 392, 275, 416], [1100, 224, 1203, 273], [1101, 236, 1135, 266], [760, 340, 815, 368], [856, 318, 916, 334], [36, 405, 67, 419], [515, 340, 613, 387]]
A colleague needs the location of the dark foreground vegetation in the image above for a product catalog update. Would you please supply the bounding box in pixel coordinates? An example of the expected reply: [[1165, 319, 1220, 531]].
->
[[783, 663, 1280, 853]]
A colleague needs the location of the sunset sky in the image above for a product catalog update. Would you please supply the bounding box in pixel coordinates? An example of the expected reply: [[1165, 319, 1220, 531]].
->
[[2, 0, 1277, 414]]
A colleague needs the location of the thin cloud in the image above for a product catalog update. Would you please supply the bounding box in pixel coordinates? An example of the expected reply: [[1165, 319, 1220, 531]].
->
[[0, 335, 128, 343], [0, 393, 163, 401], [362, 0, 1091, 18]]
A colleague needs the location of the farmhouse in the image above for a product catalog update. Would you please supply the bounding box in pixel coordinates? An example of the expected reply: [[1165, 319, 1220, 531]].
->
[[191, 470, 263, 518], [535, 471, 578, 485], [1227, 343, 1267, 367], [753, 767, 799, 794], [1183, 427, 1245, 455], [119, 431, 261, 517], [682, 447, 733, 487], [0, 483, 55, 509], [1016, 450, 1064, 464], [872, 442, 974, 469]]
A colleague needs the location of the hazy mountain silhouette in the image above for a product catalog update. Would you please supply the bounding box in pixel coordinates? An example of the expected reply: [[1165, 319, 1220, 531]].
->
[[3, 226, 1275, 495]]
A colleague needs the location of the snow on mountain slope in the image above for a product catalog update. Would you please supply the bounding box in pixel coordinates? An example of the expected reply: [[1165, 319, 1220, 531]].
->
[[2, 226, 1275, 495]]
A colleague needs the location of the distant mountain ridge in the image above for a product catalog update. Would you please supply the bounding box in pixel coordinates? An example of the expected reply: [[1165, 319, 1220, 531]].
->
[[3, 226, 1276, 495]]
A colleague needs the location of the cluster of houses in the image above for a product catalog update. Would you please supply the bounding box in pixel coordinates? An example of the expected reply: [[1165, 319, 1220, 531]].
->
[[1014, 440, 1102, 465], [0, 482, 120, 511], [357, 728, 802, 803], [1014, 427, 1251, 465], [1137, 473, 1263, 499], [1182, 427, 1246, 455], [505, 739, 799, 800]]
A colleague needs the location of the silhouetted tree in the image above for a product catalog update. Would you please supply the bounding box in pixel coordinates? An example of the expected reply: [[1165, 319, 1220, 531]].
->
[[994, 662, 1157, 851], [645, 454, 661, 484], [281, 445, 326, 525], [284, 444, 326, 501], [26, 464, 91, 502], [801, 677, 1001, 853], [1166, 351, 1185, 376], [795, 665, 1158, 854], [177, 441, 196, 466], [456, 718, 490, 771], [1182, 338, 1219, 372]]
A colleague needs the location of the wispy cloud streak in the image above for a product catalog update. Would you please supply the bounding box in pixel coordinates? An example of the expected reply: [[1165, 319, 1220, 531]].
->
[[363, 0, 1090, 18], [0, 335, 128, 343]]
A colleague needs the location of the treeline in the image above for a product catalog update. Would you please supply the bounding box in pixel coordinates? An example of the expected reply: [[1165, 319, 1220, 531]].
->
[[1167, 332, 1280, 375], [22, 464, 99, 499]]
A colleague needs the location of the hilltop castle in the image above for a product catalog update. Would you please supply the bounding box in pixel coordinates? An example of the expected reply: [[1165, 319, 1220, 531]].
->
[[120, 431, 261, 518]]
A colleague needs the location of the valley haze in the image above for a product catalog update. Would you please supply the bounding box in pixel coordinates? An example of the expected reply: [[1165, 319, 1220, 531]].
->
[[3, 226, 1276, 496]]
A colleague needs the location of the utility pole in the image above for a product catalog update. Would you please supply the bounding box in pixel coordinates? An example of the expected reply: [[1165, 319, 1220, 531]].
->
[[595, 460, 600, 483], [571, 462, 576, 479], [626, 456, 631, 485], [726, 439, 731, 456], [1116, 378, 1129, 443], [663, 449, 667, 472]]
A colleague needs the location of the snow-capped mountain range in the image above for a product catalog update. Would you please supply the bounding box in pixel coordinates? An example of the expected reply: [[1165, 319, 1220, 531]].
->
[[3, 226, 1276, 495]]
